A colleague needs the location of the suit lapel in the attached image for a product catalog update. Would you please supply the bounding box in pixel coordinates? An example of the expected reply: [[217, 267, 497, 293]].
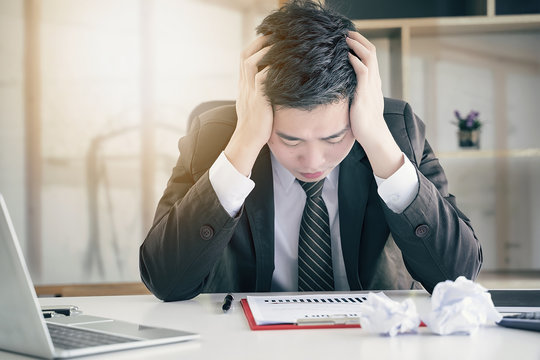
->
[[244, 145, 275, 291], [338, 143, 372, 290]]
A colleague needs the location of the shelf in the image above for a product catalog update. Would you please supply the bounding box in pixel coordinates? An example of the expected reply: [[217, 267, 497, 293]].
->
[[351, 12, 540, 103], [437, 148, 540, 159], [354, 13, 540, 37]]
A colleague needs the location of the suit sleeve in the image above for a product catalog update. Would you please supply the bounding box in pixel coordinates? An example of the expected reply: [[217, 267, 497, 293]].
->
[[139, 116, 240, 301], [382, 102, 483, 293]]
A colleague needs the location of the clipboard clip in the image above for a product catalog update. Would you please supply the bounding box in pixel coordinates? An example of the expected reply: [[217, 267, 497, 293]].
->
[[296, 315, 360, 326]]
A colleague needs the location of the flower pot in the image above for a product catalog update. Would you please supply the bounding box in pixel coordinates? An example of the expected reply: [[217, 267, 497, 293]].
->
[[458, 129, 480, 149]]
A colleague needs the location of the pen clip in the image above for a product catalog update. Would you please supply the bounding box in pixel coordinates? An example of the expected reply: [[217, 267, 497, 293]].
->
[[41, 305, 81, 317]]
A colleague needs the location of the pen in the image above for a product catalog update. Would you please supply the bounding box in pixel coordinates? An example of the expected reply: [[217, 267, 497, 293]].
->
[[40, 305, 80, 316], [222, 293, 234, 313]]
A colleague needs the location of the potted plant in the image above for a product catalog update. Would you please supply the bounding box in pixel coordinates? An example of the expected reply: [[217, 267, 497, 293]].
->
[[454, 110, 482, 148]]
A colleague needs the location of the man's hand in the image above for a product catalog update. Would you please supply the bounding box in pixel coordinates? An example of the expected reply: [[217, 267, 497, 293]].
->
[[224, 36, 273, 177], [346, 31, 403, 179]]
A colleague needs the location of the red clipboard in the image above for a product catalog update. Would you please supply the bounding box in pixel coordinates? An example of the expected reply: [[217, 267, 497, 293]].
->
[[240, 298, 361, 330]]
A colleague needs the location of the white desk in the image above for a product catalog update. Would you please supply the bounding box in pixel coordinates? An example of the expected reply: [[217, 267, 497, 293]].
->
[[2, 290, 539, 360]]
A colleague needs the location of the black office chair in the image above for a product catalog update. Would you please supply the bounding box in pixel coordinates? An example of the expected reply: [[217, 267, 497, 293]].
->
[[186, 100, 235, 132]]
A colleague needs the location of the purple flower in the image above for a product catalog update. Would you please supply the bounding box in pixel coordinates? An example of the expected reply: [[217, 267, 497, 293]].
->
[[467, 110, 479, 121], [453, 109, 482, 130]]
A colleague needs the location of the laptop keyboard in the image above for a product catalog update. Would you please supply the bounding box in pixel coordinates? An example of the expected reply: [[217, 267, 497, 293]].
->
[[497, 312, 540, 332], [47, 323, 139, 349]]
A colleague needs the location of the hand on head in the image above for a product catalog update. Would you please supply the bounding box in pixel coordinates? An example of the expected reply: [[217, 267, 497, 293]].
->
[[346, 31, 404, 179], [225, 36, 274, 177], [345, 31, 385, 146]]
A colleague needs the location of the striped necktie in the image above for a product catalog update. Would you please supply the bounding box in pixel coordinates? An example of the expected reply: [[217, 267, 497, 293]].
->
[[297, 179, 334, 291]]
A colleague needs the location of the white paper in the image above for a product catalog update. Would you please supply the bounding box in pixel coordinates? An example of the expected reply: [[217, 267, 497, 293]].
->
[[246, 294, 367, 325], [358, 292, 421, 336], [423, 276, 503, 335]]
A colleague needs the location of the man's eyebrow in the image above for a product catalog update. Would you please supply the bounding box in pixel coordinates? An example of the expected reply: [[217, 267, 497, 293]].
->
[[276, 127, 350, 142], [276, 131, 303, 141], [320, 127, 349, 141]]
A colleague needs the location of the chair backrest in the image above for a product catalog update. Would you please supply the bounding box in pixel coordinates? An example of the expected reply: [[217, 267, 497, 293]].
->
[[187, 100, 235, 131]]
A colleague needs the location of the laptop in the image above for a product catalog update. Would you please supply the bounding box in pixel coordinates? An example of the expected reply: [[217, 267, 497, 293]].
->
[[0, 194, 199, 359], [489, 289, 540, 313], [489, 289, 540, 332]]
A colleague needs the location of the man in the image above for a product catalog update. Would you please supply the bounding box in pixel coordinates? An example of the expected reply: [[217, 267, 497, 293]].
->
[[139, 0, 482, 301]]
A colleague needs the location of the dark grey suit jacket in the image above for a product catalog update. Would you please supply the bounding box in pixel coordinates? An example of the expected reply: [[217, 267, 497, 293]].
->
[[139, 98, 483, 301]]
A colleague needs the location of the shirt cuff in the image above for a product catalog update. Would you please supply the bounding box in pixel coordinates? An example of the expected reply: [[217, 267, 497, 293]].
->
[[374, 153, 419, 214], [209, 151, 255, 217]]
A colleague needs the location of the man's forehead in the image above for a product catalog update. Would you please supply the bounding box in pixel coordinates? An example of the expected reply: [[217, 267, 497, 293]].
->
[[274, 101, 348, 117], [274, 101, 348, 120], [273, 102, 350, 140]]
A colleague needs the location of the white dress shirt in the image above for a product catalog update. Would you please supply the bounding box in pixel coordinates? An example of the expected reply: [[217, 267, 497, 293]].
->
[[209, 150, 419, 291]]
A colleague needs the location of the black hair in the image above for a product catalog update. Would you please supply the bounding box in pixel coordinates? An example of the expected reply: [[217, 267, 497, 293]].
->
[[256, 0, 357, 110]]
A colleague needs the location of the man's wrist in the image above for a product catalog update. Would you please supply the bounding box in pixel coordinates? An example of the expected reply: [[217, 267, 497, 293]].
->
[[209, 152, 255, 217], [361, 128, 403, 179], [374, 153, 419, 213], [224, 132, 265, 177]]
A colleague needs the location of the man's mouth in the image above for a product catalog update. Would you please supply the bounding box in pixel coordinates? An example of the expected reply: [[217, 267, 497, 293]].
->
[[300, 171, 324, 179]]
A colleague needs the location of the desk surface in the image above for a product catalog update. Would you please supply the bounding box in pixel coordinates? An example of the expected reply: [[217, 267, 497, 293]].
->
[[2, 291, 539, 360]]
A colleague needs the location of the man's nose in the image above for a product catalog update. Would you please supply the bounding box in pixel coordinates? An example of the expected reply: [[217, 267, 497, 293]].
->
[[299, 145, 324, 170]]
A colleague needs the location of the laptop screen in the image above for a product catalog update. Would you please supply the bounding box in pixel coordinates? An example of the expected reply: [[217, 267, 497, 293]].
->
[[0, 194, 56, 358]]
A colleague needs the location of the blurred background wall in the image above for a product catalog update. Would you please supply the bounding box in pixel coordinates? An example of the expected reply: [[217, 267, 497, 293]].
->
[[0, 0, 276, 285]]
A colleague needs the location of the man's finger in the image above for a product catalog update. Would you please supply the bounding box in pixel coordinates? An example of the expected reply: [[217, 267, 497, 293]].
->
[[255, 66, 270, 92], [241, 35, 270, 60], [244, 44, 272, 79], [346, 35, 373, 67], [348, 52, 367, 76], [246, 45, 272, 70], [347, 31, 375, 50]]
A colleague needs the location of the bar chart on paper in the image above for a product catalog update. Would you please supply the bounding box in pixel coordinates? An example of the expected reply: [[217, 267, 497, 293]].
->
[[245, 293, 368, 325]]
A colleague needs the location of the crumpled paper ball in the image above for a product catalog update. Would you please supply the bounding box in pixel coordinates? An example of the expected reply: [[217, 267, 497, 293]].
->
[[359, 292, 421, 336], [423, 276, 502, 335]]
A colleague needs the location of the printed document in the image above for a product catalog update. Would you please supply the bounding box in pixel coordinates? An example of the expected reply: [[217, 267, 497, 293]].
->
[[246, 293, 367, 325]]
